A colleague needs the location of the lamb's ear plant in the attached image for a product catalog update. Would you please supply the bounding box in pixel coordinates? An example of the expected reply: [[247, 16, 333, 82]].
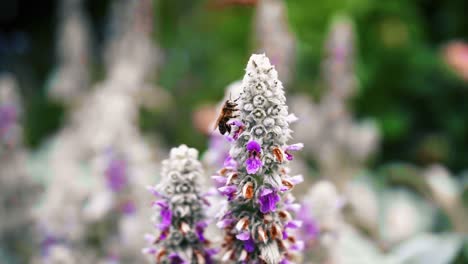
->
[[144, 145, 215, 263], [214, 54, 304, 264]]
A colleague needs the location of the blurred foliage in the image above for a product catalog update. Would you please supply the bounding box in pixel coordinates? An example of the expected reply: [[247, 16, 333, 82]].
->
[[1, 0, 468, 172]]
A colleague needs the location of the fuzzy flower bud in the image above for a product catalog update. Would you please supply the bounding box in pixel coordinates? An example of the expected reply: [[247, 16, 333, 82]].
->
[[144, 145, 214, 263], [217, 54, 303, 264]]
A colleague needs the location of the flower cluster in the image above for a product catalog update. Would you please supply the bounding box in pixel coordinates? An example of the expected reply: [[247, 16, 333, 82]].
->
[[33, 1, 160, 262], [214, 54, 304, 263], [290, 16, 378, 192], [296, 181, 344, 262], [144, 145, 214, 263]]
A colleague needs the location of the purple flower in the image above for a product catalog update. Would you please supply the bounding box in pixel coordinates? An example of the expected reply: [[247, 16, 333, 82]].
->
[[144, 234, 157, 243], [105, 157, 127, 192], [290, 240, 305, 251], [204, 248, 218, 264], [246, 140, 263, 174], [195, 221, 208, 242], [285, 220, 302, 229], [284, 143, 304, 161], [212, 175, 227, 188], [258, 188, 280, 213], [236, 231, 250, 241], [244, 238, 255, 253], [218, 185, 237, 199], [168, 253, 187, 264], [155, 200, 172, 230], [217, 218, 235, 228], [246, 157, 262, 174], [142, 247, 157, 255], [228, 120, 245, 140], [146, 185, 164, 198], [224, 155, 237, 169], [284, 194, 301, 213], [246, 140, 261, 152], [288, 175, 304, 185]]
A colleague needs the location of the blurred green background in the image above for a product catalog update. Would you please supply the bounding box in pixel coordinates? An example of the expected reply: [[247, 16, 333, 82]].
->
[[1, 0, 468, 172]]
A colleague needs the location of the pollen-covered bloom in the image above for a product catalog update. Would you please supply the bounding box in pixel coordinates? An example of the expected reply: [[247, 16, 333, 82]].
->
[[216, 54, 304, 263], [143, 145, 215, 263]]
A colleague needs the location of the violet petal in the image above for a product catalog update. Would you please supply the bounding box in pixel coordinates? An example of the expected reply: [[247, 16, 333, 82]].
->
[[246, 157, 262, 174]]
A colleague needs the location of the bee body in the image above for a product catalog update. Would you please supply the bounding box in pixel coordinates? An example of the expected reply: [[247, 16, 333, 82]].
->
[[215, 100, 238, 135]]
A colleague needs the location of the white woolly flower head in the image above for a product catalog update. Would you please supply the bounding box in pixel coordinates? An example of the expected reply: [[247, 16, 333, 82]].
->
[[144, 144, 214, 263], [216, 54, 304, 264]]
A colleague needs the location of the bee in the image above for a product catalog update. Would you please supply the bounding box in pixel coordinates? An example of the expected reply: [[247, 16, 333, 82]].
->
[[215, 99, 239, 135]]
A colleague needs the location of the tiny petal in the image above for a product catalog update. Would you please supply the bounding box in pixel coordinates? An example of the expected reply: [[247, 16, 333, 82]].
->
[[289, 175, 304, 185], [290, 240, 305, 251], [212, 175, 227, 187], [236, 231, 250, 241], [218, 185, 237, 197], [260, 188, 273, 196], [285, 220, 302, 229], [244, 238, 255, 252], [146, 185, 164, 198], [142, 247, 157, 255], [158, 207, 172, 230], [285, 203, 301, 213], [224, 155, 238, 169], [168, 253, 186, 264], [217, 218, 235, 228], [144, 234, 157, 243], [286, 143, 304, 151], [246, 140, 262, 152], [284, 143, 303, 160], [155, 200, 168, 209], [246, 157, 262, 174], [258, 188, 280, 213], [228, 120, 244, 127], [195, 221, 208, 242]]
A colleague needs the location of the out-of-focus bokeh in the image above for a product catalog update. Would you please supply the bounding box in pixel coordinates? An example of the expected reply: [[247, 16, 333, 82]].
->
[[0, 0, 467, 263]]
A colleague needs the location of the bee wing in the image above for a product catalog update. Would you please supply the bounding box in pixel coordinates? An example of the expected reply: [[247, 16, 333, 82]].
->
[[213, 101, 228, 130], [213, 109, 224, 130]]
